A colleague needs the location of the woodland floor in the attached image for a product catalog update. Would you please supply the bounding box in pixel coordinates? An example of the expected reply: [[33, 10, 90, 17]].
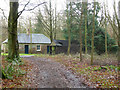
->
[[45, 54, 119, 88], [1, 54, 120, 88], [23, 57, 87, 88]]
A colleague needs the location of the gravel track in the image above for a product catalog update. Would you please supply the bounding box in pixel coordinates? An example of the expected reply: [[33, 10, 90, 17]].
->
[[23, 57, 87, 88]]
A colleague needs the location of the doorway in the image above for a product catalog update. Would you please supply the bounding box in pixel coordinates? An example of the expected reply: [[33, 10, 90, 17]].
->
[[25, 45, 29, 54]]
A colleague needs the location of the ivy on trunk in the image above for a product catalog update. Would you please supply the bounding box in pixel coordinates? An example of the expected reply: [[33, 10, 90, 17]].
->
[[8, 1, 19, 59]]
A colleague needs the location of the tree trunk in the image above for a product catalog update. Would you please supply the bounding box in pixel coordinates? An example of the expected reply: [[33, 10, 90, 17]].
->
[[118, 24, 120, 65], [50, 3, 53, 43], [49, 0, 53, 55], [80, 2, 83, 61], [118, 43, 120, 65], [112, 15, 117, 41], [67, 3, 72, 55], [105, 12, 108, 56], [54, 3, 57, 40], [67, 25, 71, 55], [85, 0, 88, 55], [8, 1, 19, 59], [29, 18, 32, 54], [0, 21, 1, 56], [118, 1, 120, 66], [91, 1, 96, 65]]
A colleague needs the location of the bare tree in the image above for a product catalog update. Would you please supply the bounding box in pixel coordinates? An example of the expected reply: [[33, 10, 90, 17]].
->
[[49, 0, 53, 44], [7, 0, 46, 60], [8, 1, 19, 59], [105, 0, 120, 64], [79, 1, 83, 61], [35, 0, 58, 54], [67, 2, 72, 55], [29, 18, 32, 54], [91, 0, 96, 65], [104, 4, 108, 56], [84, 0, 88, 55], [54, 2, 57, 40]]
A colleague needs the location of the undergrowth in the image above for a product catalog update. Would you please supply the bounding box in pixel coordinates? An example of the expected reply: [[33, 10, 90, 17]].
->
[[2, 57, 26, 80]]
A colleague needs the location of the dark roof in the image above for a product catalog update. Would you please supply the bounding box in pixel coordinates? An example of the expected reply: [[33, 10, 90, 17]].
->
[[53, 40, 68, 46], [3, 33, 51, 44]]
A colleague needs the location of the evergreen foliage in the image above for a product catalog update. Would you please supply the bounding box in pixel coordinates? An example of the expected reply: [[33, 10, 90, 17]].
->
[[63, 2, 117, 55]]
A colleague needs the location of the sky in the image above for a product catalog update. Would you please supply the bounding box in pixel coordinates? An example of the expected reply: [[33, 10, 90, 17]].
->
[[0, 0, 119, 20], [0, 0, 66, 18]]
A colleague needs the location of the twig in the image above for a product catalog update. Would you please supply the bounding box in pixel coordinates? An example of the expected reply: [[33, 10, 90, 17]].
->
[[0, 8, 7, 20], [25, 2, 46, 11], [17, 0, 31, 19], [16, 1, 46, 22]]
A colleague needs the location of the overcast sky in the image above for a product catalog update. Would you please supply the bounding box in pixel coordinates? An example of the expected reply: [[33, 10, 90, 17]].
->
[[0, 0, 119, 19]]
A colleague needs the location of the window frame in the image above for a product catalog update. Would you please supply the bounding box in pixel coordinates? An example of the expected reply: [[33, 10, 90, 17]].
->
[[37, 45, 41, 51]]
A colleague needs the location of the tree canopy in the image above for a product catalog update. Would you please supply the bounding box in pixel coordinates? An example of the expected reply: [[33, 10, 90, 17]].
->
[[63, 2, 117, 55]]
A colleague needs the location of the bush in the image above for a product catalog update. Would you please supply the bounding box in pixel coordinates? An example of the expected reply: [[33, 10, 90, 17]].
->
[[2, 58, 26, 80], [109, 45, 118, 53], [7, 56, 22, 63], [94, 28, 117, 55]]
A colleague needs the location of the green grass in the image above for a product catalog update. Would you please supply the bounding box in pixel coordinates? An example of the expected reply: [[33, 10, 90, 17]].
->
[[1, 53, 49, 57], [1, 53, 36, 56], [20, 53, 37, 56], [1, 53, 8, 56]]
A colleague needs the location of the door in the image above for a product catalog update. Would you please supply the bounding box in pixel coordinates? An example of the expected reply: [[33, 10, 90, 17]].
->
[[47, 46, 49, 54], [25, 45, 29, 54]]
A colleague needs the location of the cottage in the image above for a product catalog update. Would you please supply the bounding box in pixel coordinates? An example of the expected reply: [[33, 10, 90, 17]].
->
[[2, 33, 51, 54]]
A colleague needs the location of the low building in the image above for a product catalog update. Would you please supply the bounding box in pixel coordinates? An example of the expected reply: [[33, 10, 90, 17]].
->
[[52, 40, 80, 54], [53, 40, 68, 54], [2, 33, 51, 54]]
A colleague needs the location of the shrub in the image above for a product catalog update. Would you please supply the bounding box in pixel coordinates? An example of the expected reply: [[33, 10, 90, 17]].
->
[[2, 58, 26, 80], [109, 45, 118, 53]]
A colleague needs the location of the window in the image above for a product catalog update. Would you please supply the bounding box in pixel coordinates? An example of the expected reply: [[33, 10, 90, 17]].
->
[[37, 45, 41, 51]]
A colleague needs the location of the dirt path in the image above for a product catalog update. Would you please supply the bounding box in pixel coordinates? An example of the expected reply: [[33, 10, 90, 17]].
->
[[23, 57, 87, 88]]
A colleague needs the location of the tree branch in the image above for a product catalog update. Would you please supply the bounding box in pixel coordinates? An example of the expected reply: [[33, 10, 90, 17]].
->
[[25, 2, 46, 11], [113, 1, 120, 26], [38, 13, 50, 29], [14, 1, 46, 25], [17, 0, 46, 19], [106, 12, 118, 38], [0, 8, 7, 20], [17, 0, 31, 19]]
